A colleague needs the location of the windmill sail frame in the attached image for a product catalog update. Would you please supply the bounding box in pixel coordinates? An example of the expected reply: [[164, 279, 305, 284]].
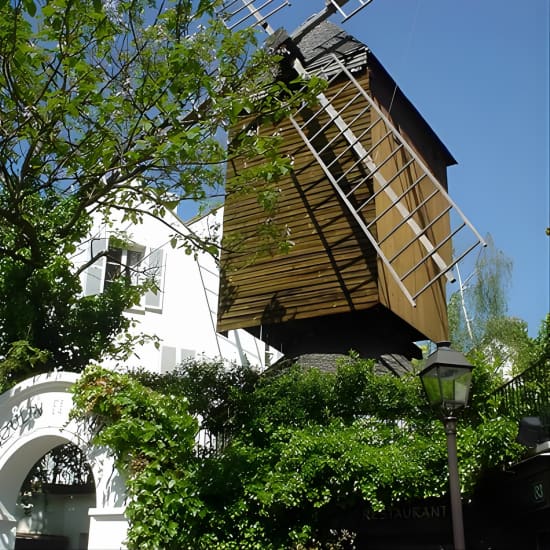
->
[[288, 52, 486, 306], [217, 1, 486, 352]]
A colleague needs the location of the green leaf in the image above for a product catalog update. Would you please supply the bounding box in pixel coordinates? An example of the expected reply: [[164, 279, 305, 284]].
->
[[23, 0, 36, 16]]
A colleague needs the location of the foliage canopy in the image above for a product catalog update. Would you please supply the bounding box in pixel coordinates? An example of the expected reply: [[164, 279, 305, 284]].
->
[[0, 0, 315, 388], [72, 354, 525, 549]]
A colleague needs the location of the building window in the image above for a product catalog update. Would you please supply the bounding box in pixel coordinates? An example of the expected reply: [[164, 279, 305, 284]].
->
[[160, 346, 195, 374], [84, 238, 165, 312], [104, 246, 145, 289]]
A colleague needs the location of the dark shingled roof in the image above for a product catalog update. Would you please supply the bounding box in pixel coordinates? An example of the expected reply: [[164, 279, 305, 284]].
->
[[282, 19, 456, 166], [292, 20, 366, 72], [266, 353, 414, 378]]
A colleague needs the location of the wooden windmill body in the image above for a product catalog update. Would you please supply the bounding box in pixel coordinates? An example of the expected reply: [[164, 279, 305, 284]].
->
[[217, 8, 484, 361]]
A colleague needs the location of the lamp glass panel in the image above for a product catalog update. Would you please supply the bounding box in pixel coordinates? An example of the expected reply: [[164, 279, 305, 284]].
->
[[421, 374, 441, 406], [439, 365, 472, 408], [421, 365, 473, 408], [451, 370, 472, 405]]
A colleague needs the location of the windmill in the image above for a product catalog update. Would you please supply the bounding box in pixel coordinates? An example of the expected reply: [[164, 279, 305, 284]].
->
[[215, 1, 486, 361]]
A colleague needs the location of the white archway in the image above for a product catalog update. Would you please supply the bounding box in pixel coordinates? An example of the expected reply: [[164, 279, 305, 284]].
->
[[0, 372, 128, 550]]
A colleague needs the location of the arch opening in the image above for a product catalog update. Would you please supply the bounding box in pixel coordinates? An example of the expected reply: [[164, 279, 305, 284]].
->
[[15, 443, 95, 550], [0, 373, 128, 550]]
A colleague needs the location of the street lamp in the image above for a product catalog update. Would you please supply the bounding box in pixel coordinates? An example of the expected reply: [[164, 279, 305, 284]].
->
[[419, 341, 473, 550]]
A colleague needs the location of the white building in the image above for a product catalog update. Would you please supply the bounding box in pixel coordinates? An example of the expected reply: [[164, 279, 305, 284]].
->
[[0, 206, 280, 550]]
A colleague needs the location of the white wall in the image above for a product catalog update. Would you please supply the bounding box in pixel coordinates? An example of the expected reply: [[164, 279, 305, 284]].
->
[[73, 207, 281, 374]]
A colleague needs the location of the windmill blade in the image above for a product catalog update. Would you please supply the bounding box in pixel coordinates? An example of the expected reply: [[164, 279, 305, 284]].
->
[[217, 1, 374, 36], [325, 0, 375, 23], [288, 52, 486, 306], [216, 0, 291, 32]]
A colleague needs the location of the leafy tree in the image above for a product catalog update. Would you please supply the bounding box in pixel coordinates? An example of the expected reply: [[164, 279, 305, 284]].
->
[[21, 443, 94, 491], [0, 0, 315, 388], [448, 234, 534, 375], [532, 315, 550, 368], [71, 355, 525, 549]]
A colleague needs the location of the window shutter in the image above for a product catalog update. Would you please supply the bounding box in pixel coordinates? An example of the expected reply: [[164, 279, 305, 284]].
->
[[160, 345, 177, 374], [127, 248, 145, 285], [145, 247, 164, 310], [84, 238, 108, 296]]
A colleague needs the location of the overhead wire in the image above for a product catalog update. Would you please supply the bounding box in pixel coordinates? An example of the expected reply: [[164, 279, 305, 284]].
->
[[388, 0, 422, 116]]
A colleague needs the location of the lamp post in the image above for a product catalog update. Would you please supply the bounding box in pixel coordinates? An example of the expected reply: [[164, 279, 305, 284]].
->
[[419, 341, 473, 550]]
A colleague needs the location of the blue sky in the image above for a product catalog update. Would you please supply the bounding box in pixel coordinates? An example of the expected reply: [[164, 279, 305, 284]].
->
[[262, 0, 549, 336]]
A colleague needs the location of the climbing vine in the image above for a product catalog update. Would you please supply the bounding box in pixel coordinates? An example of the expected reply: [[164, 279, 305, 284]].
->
[[71, 365, 198, 549]]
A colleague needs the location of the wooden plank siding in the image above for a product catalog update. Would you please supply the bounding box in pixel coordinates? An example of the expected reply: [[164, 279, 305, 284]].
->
[[366, 61, 452, 343], [371, 122, 450, 343], [218, 55, 453, 348], [219, 69, 381, 333]]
